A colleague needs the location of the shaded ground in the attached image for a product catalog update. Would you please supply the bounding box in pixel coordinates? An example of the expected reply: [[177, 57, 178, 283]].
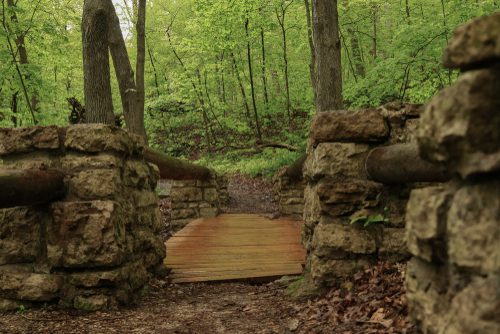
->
[[222, 175, 278, 214], [0, 176, 415, 333], [0, 263, 414, 334]]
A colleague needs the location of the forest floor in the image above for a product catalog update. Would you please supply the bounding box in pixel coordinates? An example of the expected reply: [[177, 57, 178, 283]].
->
[[0, 176, 415, 334]]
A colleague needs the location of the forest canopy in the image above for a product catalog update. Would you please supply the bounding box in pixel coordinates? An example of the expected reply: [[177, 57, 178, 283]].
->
[[0, 0, 498, 174]]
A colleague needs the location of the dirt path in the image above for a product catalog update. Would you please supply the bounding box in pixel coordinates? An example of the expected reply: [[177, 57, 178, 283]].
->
[[222, 175, 278, 214]]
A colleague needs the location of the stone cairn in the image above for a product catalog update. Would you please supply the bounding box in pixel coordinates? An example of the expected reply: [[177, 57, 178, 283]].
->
[[405, 13, 500, 333], [300, 103, 422, 293], [170, 175, 228, 232], [0, 125, 165, 311]]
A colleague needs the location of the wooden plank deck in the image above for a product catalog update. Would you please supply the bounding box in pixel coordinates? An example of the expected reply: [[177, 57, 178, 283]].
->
[[165, 214, 306, 283]]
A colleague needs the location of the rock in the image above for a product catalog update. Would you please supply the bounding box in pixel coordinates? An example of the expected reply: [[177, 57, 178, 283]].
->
[[203, 187, 218, 203], [132, 190, 159, 208], [69, 269, 124, 288], [171, 187, 203, 202], [0, 271, 61, 302], [310, 110, 389, 144], [0, 126, 60, 156], [0, 298, 29, 312], [447, 181, 500, 274], [67, 169, 122, 200], [418, 68, 500, 178], [199, 207, 219, 218], [445, 275, 500, 334], [73, 295, 110, 311], [280, 204, 303, 216], [406, 187, 452, 263], [303, 185, 321, 224], [310, 255, 371, 285], [65, 125, 135, 154], [60, 153, 122, 171], [316, 179, 382, 205], [48, 201, 126, 268], [124, 160, 153, 189], [444, 12, 500, 69], [0, 207, 44, 265], [311, 223, 377, 257], [1, 153, 57, 170], [379, 228, 409, 262], [171, 208, 197, 220], [303, 143, 370, 181]]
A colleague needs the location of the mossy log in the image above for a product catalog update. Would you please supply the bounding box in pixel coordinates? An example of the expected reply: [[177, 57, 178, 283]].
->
[[0, 169, 66, 209], [144, 147, 212, 181]]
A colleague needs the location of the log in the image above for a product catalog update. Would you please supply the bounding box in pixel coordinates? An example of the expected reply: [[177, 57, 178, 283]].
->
[[0, 169, 66, 209], [283, 154, 306, 180], [365, 143, 451, 184], [144, 147, 212, 181]]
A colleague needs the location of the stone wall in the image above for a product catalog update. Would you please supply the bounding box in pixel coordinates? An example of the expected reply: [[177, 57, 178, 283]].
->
[[405, 13, 500, 333], [300, 103, 422, 292], [0, 125, 165, 311], [170, 174, 228, 231], [273, 169, 305, 218]]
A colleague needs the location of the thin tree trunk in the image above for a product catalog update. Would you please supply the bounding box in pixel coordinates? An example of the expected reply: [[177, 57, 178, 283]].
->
[[231, 52, 251, 122], [312, 0, 343, 112], [147, 41, 160, 98], [82, 0, 114, 124], [276, 4, 292, 127], [371, 3, 378, 60], [343, 0, 365, 78], [304, 0, 317, 102], [260, 28, 269, 106], [245, 17, 262, 142], [136, 0, 146, 129]]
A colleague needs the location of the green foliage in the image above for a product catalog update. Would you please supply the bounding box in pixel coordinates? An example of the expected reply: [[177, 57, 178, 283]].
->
[[350, 207, 390, 228]]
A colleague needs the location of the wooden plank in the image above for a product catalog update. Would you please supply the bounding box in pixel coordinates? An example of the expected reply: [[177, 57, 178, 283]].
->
[[165, 214, 306, 283]]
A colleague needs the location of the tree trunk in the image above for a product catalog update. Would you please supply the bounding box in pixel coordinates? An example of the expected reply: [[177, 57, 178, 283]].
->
[[312, 0, 343, 112], [143, 148, 212, 181], [276, 4, 292, 127], [82, 0, 115, 124], [371, 3, 378, 60], [231, 52, 251, 122], [136, 0, 147, 127], [0, 169, 66, 209], [245, 18, 263, 142], [260, 28, 269, 106], [343, 0, 365, 78], [304, 0, 317, 103]]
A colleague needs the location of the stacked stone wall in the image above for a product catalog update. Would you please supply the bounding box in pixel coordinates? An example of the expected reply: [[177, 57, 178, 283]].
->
[[0, 125, 165, 311], [405, 13, 500, 333], [300, 103, 422, 291], [273, 170, 305, 218], [170, 174, 228, 231]]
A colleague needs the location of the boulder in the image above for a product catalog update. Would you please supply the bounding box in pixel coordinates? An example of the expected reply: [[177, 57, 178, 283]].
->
[[444, 12, 500, 69]]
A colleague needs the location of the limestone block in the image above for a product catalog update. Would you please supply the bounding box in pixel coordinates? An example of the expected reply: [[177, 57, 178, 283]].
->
[[200, 207, 219, 218], [0, 298, 28, 312], [203, 187, 218, 202], [171, 208, 197, 220], [445, 275, 500, 334], [280, 204, 304, 216], [418, 68, 500, 178], [172, 180, 197, 187], [136, 208, 162, 233], [124, 160, 152, 189], [0, 207, 44, 265], [68, 169, 122, 200], [447, 181, 500, 274], [132, 190, 159, 208], [65, 125, 135, 154], [1, 152, 57, 170], [0, 126, 60, 156], [73, 295, 111, 311], [0, 271, 61, 302], [303, 143, 370, 181], [311, 223, 377, 257], [317, 179, 382, 205], [48, 201, 126, 268], [378, 228, 409, 262], [310, 255, 371, 286], [60, 153, 122, 172], [147, 162, 160, 190], [444, 12, 500, 69], [171, 187, 203, 202], [406, 186, 452, 262], [310, 110, 389, 144], [405, 258, 449, 333], [69, 269, 124, 288]]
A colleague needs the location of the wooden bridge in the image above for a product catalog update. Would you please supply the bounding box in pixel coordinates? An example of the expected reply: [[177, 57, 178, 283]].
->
[[165, 214, 306, 283]]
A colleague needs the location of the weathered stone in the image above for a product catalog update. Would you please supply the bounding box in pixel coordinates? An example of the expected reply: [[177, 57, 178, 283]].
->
[[0, 298, 28, 312], [65, 125, 134, 154], [171, 208, 197, 220], [132, 190, 159, 208], [60, 153, 122, 171], [0, 126, 60, 156], [171, 187, 203, 202], [316, 179, 382, 205], [0, 207, 43, 265], [406, 258, 449, 333], [418, 68, 500, 178], [172, 180, 197, 187], [310, 110, 389, 144], [280, 204, 304, 216], [445, 275, 500, 334], [379, 228, 409, 262], [303, 185, 321, 224], [69, 269, 124, 288], [406, 187, 452, 263], [203, 187, 218, 202], [310, 255, 371, 286], [444, 12, 500, 69], [48, 201, 126, 268], [147, 163, 160, 190], [68, 169, 122, 200], [388, 118, 420, 145], [124, 160, 152, 189], [312, 223, 377, 257], [199, 207, 219, 218], [280, 197, 303, 206], [0, 271, 61, 302], [73, 295, 110, 311], [447, 181, 500, 274], [303, 143, 370, 181], [2, 153, 57, 170]]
